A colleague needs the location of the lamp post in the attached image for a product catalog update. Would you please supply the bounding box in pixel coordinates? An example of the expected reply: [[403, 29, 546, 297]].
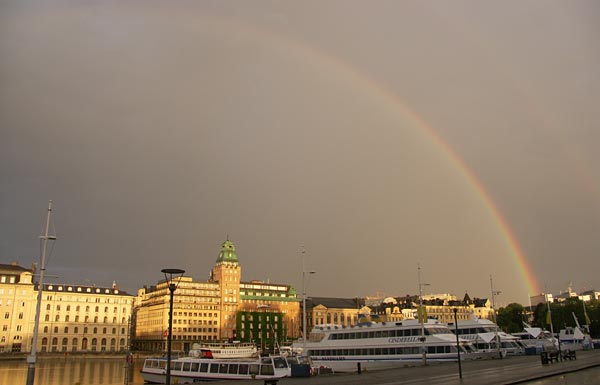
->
[[301, 248, 315, 356], [417, 264, 430, 366], [162, 268, 185, 385], [26, 200, 57, 385], [490, 275, 502, 359], [452, 308, 462, 379]]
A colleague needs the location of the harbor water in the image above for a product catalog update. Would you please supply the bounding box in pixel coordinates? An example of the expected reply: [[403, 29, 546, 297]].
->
[[0, 356, 145, 385]]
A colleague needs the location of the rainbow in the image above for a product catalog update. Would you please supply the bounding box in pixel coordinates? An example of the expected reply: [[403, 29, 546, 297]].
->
[[199, 14, 542, 296]]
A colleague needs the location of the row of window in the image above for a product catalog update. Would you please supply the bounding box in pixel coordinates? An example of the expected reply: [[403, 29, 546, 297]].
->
[[45, 304, 128, 313], [309, 345, 460, 356], [145, 358, 281, 376], [327, 327, 452, 340], [40, 337, 127, 352], [41, 314, 127, 323], [42, 326, 126, 335]]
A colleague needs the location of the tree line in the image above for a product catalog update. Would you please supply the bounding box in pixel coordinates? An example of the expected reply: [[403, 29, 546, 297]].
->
[[496, 297, 599, 337]]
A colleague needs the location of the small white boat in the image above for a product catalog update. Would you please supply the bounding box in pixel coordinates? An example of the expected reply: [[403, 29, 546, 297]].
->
[[141, 354, 290, 383], [559, 326, 593, 351], [513, 327, 557, 353], [448, 317, 525, 356], [189, 341, 258, 359]]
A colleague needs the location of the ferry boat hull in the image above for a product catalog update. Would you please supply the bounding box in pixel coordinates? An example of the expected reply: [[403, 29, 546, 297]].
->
[[141, 355, 289, 383], [299, 320, 486, 373]]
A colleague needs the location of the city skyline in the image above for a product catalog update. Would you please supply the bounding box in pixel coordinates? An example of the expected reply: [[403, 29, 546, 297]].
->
[[1, 1, 599, 306]]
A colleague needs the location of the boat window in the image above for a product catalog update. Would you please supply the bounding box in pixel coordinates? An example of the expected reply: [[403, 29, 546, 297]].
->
[[273, 357, 287, 368], [172, 362, 182, 371], [191, 363, 199, 372], [238, 364, 249, 375], [228, 364, 238, 374], [158, 361, 166, 369], [182, 362, 191, 371], [261, 357, 272, 364], [199, 363, 208, 372], [209, 364, 219, 373], [219, 364, 229, 374], [249, 364, 259, 375], [260, 365, 275, 376]]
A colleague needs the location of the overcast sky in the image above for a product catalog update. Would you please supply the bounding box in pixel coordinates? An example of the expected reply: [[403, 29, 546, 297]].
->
[[1, 1, 599, 306]]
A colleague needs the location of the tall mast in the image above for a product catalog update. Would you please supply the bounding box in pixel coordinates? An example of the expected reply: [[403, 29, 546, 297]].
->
[[26, 200, 57, 385]]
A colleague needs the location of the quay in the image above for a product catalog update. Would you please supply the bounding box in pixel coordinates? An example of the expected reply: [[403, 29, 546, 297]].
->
[[213, 350, 600, 385]]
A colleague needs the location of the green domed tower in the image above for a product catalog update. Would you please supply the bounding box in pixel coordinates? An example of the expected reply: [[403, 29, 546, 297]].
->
[[216, 239, 238, 264], [211, 238, 241, 340]]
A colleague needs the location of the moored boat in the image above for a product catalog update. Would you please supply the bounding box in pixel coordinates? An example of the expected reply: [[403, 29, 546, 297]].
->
[[141, 354, 290, 383], [448, 317, 525, 356], [189, 341, 258, 359], [295, 319, 486, 372]]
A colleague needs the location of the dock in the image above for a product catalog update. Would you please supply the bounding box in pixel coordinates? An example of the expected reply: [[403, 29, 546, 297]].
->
[[213, 350, 600, 385]]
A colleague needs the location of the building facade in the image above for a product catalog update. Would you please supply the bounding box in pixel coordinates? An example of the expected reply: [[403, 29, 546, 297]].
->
[[133, 239, 300, 352], [0, 262, 134, 353], [134, 277, 221, 352]]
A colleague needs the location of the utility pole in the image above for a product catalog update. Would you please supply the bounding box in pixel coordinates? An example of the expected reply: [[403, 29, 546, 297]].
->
[[26, 200, 57, 385]]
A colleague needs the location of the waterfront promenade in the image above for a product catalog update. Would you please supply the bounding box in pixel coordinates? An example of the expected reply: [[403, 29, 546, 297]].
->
[[213, 350, 600, 385]]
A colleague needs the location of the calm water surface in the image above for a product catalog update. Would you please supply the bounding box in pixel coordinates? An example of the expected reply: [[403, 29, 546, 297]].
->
[[0, 357, 145, 385]]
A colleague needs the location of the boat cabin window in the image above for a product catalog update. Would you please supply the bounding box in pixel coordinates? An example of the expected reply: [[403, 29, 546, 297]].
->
[[260, 364, 274, 376], [273, 357, 288, 368], [182, 362, 191, 371], [172, 362, 182, 371], [218, 364, 229, 374], [228, 364, 238, 374], [261, 357, 272, 364], [209, 364, 219, 373], [238, 364, 249, 375], [199, 363, 208, 372], [191, 363, 199, 372], [249, 364, 259, 375]]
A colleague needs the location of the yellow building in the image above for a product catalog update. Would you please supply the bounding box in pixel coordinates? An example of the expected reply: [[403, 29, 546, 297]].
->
[[0, 262, 134, 353], [0, 263, 36, 352], [133, 239, 300, 352], [134, 277, 221, 352]]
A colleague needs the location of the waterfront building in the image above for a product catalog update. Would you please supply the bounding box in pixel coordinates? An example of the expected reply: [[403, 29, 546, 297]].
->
[[0, 263, 36, 352], [304, 297, 365, 331], [134, 277, 221, 352], [0, 262, 134, 353], [133, 239, 300, 352]]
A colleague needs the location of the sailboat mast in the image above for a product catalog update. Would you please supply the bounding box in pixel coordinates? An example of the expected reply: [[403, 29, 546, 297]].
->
[[26, 200, 57, 385]]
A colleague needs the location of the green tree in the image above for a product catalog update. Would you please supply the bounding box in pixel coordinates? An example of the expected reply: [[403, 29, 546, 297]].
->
[[497, 303, 526, 333]]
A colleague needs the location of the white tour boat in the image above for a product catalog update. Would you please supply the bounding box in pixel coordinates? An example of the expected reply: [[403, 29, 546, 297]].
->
[[189, 341, 258, 359], [512, 326, 557, 353], [559, 326, 593, 351], [141, 353, 290, 383], [448, 317, 525, 356], [297, 319, 484, 372]]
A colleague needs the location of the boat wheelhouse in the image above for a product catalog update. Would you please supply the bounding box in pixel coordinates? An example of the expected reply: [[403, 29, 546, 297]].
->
[[298, 319, 482, 372], [141, 354, 289, 383]]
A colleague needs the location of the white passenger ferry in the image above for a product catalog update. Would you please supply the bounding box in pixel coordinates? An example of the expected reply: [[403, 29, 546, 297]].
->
[[189, 341, 258, 359], [298, 319, 483, 372], [141, 354, 290, 383], [448, 317, 525, 356]]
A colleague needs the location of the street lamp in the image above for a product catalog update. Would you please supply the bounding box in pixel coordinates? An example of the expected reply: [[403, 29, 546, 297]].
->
[[452, 308, 462, 379], [162, 268, 185, 385], [490, 275, 502, 359], [26, 200, 57, 385], [301, 248, 316, 356], [417, 264, 430, 366]]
